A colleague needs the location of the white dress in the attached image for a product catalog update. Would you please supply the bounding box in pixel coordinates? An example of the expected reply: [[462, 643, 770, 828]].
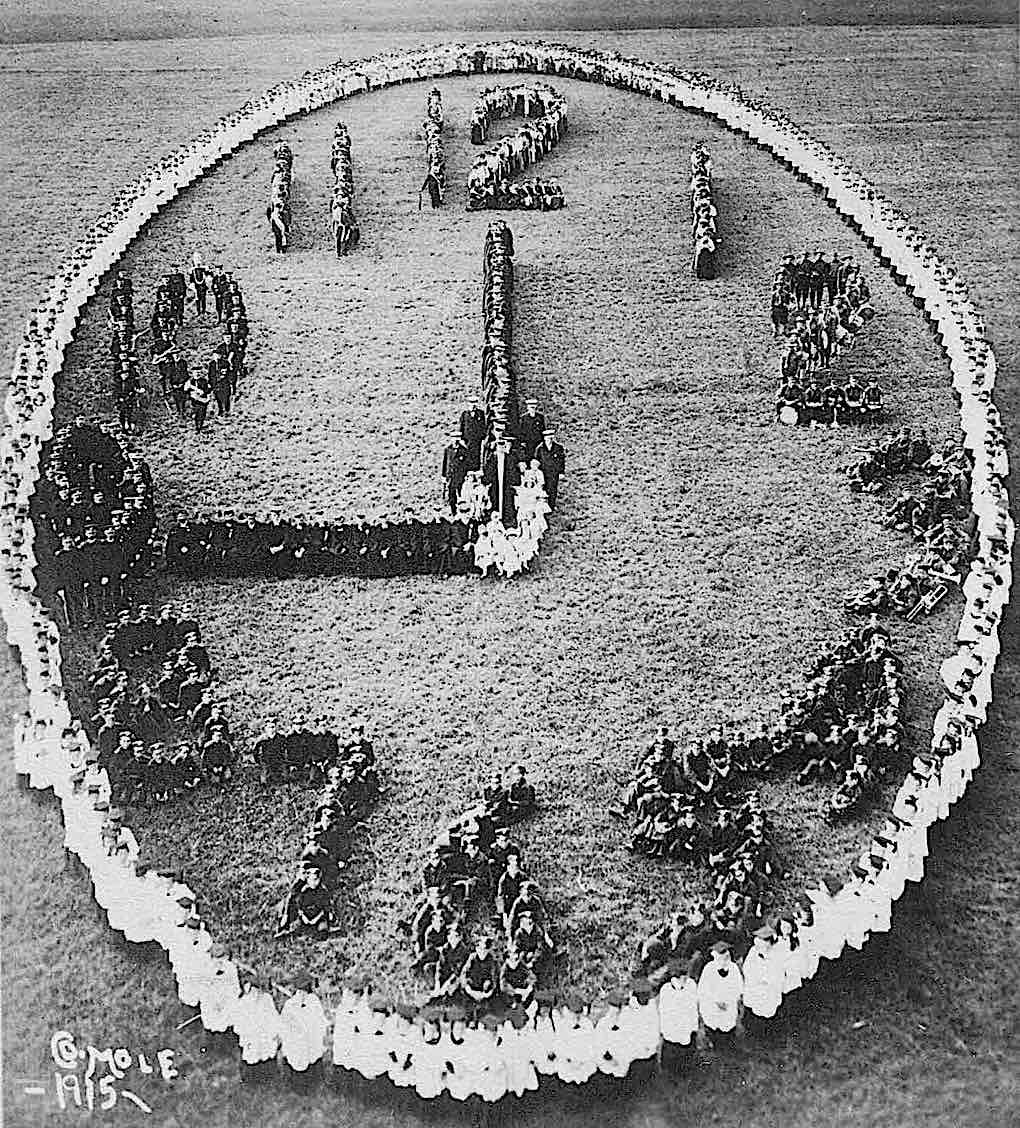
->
[[658, 976, 700, 1045], [697, 961, 744, 1032], [741, 942, 784, 1018], [235, 989, 282, 1064]]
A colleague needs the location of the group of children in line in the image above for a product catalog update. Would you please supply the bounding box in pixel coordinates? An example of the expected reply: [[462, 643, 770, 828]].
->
[[419, 88, 446, 210], [329, 121, 361, 257], [689, 143, 719, 279]]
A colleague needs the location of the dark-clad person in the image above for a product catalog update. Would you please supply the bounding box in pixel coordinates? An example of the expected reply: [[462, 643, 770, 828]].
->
[[507, 764, 536, 822], [433, 920, 470, 999], [459, 403, 487, 470], [460, 936, 498, 1009], [168, 354, 189, 418], [441, 433, 469, 515], [211, 360, 232, 418], [534, 428, 565, 510], [184, 374, 212, 433], [190, 260, 209, 315], [420, 170, 442, 210], [167, 266, 187, 325], [519, 399, 546, 459], [211, 267, 228, 323]]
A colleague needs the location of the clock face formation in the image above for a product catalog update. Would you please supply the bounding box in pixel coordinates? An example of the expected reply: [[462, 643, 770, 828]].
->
[[7, 40, 1008, 1103]]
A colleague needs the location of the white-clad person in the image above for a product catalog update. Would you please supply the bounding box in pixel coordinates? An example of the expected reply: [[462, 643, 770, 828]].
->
[[657, 954, 703, 1069], [412, 1008, 446, 1102], [475, 1012, 509, 1103], [740, 925, 785, 1031], [499, 1006, 539, 1098], [198, 946, 242, 1040], [621, 978, 661, 1075], [593, 989, 632, 1079], [697, 941, 744, 1048], [531, 990, 561, 1083], [358, 997, 396, 1088], [558, 996, 597, 1085], [279, 973, 328, 1087], [385, 1001, 420, 1092], [233, 979, 283, 1083]]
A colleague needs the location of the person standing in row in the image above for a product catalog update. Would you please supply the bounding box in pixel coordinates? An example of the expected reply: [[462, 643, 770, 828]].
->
[[533, 429, 565, 510], [459, 402, 487, 471], [190, 256, 209, 316], [211, 267, 228, 323], [442, 433, 469, 515], [519, 398, 546, 459], [184, 374, 212, 434], [167, 265, 187, 325]]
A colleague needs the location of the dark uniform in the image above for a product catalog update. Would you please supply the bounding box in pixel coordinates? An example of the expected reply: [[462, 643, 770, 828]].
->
[[519, 405, 546, 460], [211, 270, 228, 323], [441, 438, 469, 514], [459, 407, 487, 470], [190, 264, 209, 315], [168, 269, 187, 325], [533, 435, 565, 510]]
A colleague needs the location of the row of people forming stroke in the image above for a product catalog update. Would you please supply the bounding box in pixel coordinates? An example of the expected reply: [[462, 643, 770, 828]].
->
[[2, 35, 1013, 1106], [690, 143, 719, 280], [772, 252, 881, 426], [265, 126, 361, 258], [614, 621, 904, 917]]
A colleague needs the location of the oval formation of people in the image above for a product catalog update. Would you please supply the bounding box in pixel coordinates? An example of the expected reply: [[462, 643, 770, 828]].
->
[[1, 11, 1014, 1128]]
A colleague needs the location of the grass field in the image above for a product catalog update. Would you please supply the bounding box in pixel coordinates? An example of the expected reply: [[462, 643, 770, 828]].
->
[[2, 14, 1018, 1128]]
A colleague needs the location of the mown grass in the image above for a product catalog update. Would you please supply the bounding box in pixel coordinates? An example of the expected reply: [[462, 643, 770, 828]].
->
[[2, 22, 1017, 1128], [42, 70, 964, 1003]]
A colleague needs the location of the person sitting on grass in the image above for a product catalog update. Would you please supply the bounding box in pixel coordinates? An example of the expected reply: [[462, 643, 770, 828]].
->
[[276, 866, 335, 940], [460, 936, 498, 1009]]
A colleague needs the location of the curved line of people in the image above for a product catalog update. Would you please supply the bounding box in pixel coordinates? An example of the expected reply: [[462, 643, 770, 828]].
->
[[771, 622, 904, 818], [2, 38, 1013, 1103], [402, 765, 549, 1017], [270, 721, 384, 940], [467, 84, 567, 212], [33, 420, 156, 628], [330, 122, 360, 257], [86, 606, 236, 805], [150, 266, 249, 431], [689, 144, 719, 280], [419, 89, 446, 210], [615, 621, 904, 884], [845, 433, 974, 621], [266, 143, 293, 253], [773, 252, 879, 427]]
